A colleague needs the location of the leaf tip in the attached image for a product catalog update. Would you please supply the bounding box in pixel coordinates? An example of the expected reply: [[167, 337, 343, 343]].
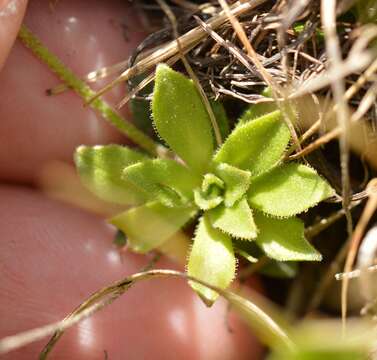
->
[[189, 280, 219, 307]]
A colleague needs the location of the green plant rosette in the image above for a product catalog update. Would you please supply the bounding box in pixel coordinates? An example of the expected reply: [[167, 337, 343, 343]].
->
[[75, 64, 335, 305]]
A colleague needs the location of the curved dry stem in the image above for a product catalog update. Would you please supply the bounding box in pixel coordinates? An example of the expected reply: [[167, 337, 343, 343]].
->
[[0, 269, 294, 358], [305, 200, 362, 239], [341, 179, 377, 331]]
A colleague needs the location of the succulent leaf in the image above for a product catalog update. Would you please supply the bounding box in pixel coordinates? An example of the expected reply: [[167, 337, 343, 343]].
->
[[201, 173, 224, 193], [74, 145, 148, 205], [254, 212, 322, 261], [214, 111, 290, 176], [188, 214, 236, 305], [194, 173, 224, 210], [209, 197, 257, 240], [152, 64, 214, 175], [248, 163, 335, 217], [110, 201, 197, 253], [214, 162, 251, 207], [194, 190, 223, 211], [123, 159, 201, 207]]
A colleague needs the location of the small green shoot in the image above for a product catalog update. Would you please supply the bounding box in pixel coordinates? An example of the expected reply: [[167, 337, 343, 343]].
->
[[75, 64, 335, 305]]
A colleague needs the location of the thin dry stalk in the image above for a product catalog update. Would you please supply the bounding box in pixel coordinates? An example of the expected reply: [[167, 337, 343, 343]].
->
[[217, 0, 275, 88], [321, 5, 353, 299], [306, 239, 350, 315], [341, 179, 377, 329], [88, 0, 268, 103], [305, 200, 362, 239], [221, 0, 302, 145]]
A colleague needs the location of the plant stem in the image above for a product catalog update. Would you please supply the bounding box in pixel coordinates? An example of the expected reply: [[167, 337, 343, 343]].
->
[[18, 24, 159, 156]]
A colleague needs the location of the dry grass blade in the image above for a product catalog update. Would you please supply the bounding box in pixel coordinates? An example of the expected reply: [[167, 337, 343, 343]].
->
[[88, 0, 268, 104], [336, 263, 377, 281], [305, 200, 362, 239], [217, 0, 275, 89], [217, 0, 301, 152], [335, 226, 377, 316], [289, 57, 377, 159], [321, 0, 352, 248], [350, 81, 377, 123], [195, 16, 262, 79], [341, 179, 377, 328], [290, 53, 373, 98]]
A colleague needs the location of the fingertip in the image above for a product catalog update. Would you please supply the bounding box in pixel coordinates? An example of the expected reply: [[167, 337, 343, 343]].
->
[[0, 0, 28, 70]]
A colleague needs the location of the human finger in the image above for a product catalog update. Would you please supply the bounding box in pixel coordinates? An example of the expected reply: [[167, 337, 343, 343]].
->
[[0, 186, 263, 359]]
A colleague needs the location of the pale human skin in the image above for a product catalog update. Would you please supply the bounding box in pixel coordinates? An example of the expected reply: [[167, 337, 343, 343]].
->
[[0, 1, 263, 359]]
